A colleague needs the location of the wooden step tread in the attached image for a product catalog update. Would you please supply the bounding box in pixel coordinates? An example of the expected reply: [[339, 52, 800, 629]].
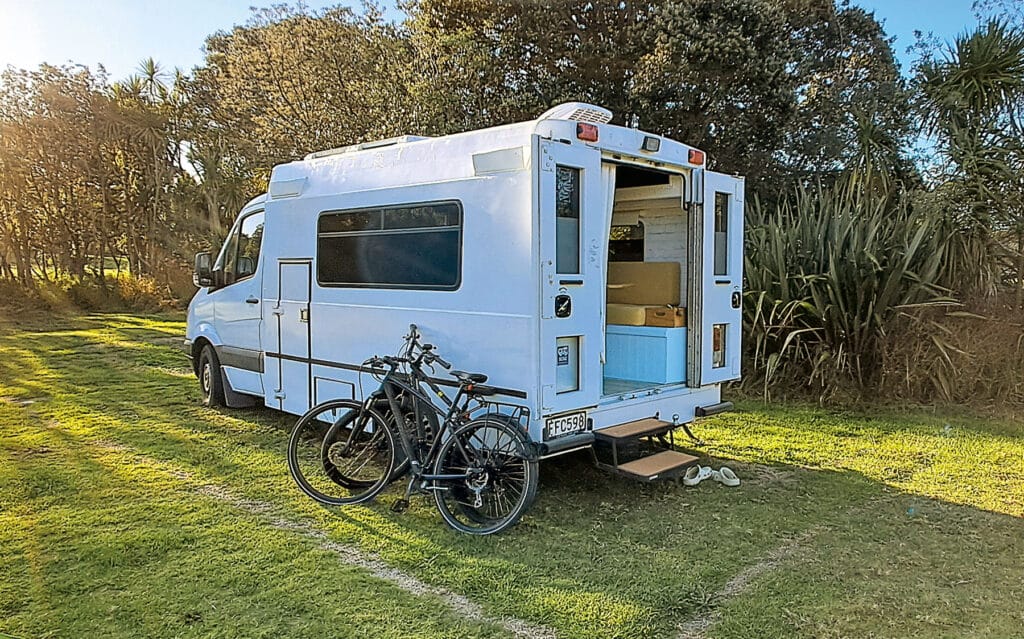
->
[[594, 418, 672, 441], [617, 450, 699, 480]]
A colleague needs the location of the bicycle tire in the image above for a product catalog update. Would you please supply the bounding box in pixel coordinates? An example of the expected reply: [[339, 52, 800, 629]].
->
[[287, 399, 395, 506], [432, 414, 538, 535]]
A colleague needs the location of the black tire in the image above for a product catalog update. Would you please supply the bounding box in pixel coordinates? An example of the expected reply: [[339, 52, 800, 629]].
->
[[287, 400, 396, 506], [432, 415, 538, 535], [197, 344, 226, 407]]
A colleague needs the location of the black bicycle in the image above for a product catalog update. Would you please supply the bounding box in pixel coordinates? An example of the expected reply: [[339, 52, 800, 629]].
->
[[287, 325, 538, 535]]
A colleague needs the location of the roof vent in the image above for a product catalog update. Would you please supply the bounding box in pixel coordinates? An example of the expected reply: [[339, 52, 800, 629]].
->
[[304, 135, 432, 160], [537, 102, 613, 124]]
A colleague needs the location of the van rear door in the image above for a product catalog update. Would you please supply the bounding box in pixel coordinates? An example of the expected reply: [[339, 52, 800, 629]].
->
[[690, 170, 744, 385], [537, 139, 605, 425]]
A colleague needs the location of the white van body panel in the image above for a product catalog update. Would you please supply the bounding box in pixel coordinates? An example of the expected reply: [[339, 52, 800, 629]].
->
[[186, 108, 744, 443]]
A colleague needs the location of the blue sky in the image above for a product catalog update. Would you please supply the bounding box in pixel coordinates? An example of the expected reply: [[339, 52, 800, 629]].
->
[[0, 0, 982, 81]]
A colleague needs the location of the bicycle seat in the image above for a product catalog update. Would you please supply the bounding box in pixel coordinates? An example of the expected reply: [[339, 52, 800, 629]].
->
[[451, 370, 488, 384]]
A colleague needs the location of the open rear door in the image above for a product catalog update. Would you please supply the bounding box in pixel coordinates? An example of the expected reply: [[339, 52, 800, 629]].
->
[[537, 139, 605, 421], [689, 170, 744, 386]]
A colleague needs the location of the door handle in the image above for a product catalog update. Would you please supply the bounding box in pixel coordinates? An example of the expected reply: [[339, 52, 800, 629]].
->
[[246, 297, 260, 304]]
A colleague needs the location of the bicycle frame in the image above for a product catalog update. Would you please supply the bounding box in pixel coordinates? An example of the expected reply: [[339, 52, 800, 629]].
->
[[371, 363, 484, 485]]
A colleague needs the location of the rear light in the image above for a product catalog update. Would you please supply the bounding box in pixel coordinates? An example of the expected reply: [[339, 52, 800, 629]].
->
[[576, 123, 599, 142], [641, 136, 661, 152], [688, 149, 705, 165]]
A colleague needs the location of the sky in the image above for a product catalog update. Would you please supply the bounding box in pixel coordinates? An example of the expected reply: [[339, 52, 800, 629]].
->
[[0, 0, 983, 82]]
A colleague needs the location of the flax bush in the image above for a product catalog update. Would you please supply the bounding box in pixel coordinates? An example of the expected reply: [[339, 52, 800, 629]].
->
[[743, 178, 960, 400]]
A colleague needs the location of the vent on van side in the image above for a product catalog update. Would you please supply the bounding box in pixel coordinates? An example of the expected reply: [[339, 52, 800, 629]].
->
[[537, 102, 613, 124]]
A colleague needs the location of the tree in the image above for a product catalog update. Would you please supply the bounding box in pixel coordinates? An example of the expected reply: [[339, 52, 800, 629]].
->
[[916, 20, 1024, 302]]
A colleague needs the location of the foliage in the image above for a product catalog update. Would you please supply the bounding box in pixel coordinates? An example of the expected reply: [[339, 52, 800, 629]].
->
[[404, 0, 910, 188], [743, 176, 958, 400], [915, 20, 1024, 301], [0, 2, 1021, 405], [65, 273, 166, 312], [881, 299, 1024, 406]]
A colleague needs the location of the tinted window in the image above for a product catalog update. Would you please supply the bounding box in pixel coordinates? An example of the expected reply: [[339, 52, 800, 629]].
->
[[236, 212, 264, 279], [211, 211, 264, 287], [555, 166, 581, 274], [317, 201, 462, 289], [714, 192, 729, 276]]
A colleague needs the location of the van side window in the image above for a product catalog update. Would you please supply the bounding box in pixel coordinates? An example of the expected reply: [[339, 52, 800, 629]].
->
[[555, 166, 581, 274], [236, 213, 265, 279], [213, 211, 264, 287], [317, 201, 462, 290]]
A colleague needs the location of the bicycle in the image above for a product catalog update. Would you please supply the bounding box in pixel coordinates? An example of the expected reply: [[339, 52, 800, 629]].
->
[[287, 325, 539, 535]]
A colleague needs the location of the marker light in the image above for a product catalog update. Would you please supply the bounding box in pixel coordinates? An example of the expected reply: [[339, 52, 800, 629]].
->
[[641, 136, 661, 152], [688, 149, 705, 165], [576, 123, 599, 142]]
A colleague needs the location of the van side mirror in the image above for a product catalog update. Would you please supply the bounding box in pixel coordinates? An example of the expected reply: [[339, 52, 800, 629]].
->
[[194, 252, 213, 287]]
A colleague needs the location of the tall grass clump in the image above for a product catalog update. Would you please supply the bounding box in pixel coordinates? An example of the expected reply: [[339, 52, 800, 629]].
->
[[744, 177, 960, 401]]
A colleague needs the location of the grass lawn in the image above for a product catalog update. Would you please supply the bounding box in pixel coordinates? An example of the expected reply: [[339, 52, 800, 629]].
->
[[1, 313, 1022, 638]]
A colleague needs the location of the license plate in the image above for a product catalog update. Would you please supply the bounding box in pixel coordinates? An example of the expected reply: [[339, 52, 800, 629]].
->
[[545, 410, 588, 440]]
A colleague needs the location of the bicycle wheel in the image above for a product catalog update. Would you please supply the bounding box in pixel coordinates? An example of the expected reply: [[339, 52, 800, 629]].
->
[[287, 399, 395, 506], [432, 414, 538, 535]]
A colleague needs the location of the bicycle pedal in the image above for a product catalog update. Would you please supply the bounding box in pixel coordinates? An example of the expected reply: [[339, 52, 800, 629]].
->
[[391, 498, 410, 513]]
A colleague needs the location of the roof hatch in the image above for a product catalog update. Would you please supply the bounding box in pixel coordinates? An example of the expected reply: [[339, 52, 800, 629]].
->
[[537, 102, 613, 124], [304, 135, 432, 160]]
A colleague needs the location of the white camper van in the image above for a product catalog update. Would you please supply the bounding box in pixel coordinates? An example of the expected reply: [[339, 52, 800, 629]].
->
[[185, 103, 743, 480]]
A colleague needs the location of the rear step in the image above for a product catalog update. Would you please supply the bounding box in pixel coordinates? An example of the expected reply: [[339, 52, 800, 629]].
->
[[592, 417, 699, 481], [617, 450, 699, 481], [593, 417, 672, 442]]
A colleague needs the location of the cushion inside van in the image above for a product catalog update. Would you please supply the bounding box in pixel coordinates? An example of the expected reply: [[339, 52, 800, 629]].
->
[[606, 303, 647, 326], [607, 261, 680, 305]]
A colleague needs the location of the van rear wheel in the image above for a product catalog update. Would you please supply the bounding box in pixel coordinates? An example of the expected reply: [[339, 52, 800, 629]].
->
[[198, 345, 226, 407]]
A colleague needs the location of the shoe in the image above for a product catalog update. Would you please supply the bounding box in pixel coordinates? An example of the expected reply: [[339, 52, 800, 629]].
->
[[712, 466, 740, 487], [683, 465, 712, 486]]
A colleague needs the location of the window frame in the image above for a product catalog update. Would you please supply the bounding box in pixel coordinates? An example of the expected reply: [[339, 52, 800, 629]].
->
[[212, 209, 264, 290], [315, 199, 464, 291]]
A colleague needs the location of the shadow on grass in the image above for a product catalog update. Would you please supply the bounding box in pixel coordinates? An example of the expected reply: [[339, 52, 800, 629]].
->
[[3, 315, 1024, 638]]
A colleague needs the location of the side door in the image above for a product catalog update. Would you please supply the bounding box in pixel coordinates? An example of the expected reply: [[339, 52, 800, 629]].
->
[[210, 209, 265, 388], [690, 170, 744, 386], [269, 260, 311, 415], [537, 139, 604, 420]]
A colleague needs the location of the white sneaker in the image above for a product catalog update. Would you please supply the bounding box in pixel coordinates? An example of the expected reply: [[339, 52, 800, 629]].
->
[[683, 465, 712, 486], [712, 466, 740, 487]]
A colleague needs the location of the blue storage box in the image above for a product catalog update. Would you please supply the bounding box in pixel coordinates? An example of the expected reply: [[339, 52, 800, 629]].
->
[[605, 325, 687, 384]]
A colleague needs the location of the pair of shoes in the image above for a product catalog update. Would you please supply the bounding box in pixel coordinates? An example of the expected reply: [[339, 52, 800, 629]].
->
[[683, 465, 740, 487]]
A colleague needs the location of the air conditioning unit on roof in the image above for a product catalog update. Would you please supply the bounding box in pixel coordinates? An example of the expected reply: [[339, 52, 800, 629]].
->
[[536, 102, 613, 124]]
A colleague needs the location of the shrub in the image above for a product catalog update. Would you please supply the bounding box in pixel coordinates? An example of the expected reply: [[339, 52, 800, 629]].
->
[[65, 274, 165, 312], [881, 299, 1024, 407], [743, 178, 958, 401]]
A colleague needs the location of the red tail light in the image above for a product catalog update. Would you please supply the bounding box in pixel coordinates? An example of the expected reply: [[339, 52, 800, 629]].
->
[[688, 149, 705, 165], [576, 123, 599, 142]]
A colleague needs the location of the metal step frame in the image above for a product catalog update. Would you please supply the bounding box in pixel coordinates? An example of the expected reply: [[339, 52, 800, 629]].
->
[[590, 417, 699, 481]]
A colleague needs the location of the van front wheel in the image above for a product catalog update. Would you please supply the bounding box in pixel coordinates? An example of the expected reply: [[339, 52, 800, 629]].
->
[[198, 344, 226, 407]]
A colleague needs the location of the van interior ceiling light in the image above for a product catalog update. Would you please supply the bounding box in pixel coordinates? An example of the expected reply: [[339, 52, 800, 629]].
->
[[688, 149, 705, 165], [642, 136, 661, 152], [576, 123, 599, 142]]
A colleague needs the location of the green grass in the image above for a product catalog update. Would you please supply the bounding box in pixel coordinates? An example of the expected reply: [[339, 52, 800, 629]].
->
[[1, 313, 1023, 638]]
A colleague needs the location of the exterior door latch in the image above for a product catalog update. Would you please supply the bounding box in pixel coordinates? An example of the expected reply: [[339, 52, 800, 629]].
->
[[299, 308, 309, 322], [731, 292, 742, 309]]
